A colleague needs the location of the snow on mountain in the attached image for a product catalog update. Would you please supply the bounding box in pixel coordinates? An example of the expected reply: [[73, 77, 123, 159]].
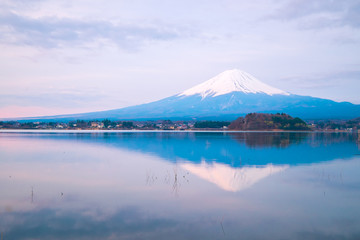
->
[[181, 162, 288, 192], [179, 69, 289, 98]]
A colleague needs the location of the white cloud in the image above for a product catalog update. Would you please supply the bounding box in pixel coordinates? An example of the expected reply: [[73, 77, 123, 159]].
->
[[269, 0, 360, 29], [0, 12, 189, 50]]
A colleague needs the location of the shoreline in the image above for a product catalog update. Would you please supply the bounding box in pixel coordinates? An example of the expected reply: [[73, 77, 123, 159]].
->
[[0, 129, 355, 133]]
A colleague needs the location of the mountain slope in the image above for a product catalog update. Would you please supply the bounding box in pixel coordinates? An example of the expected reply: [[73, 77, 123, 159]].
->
[[12, 69, 360, 121]]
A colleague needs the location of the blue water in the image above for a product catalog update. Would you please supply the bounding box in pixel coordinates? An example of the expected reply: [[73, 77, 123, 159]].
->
[[0, 131, 359, 240]]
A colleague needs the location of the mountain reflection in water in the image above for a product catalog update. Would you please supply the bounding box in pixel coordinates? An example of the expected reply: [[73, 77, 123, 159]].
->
[[0, 131, 359, 240], [31, 131, 357, 167], [2, 131, 358, 193], [181, 162, 288, 192]]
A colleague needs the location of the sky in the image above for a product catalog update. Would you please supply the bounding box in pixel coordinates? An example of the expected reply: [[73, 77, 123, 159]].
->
[[0, 0, 359, 118]]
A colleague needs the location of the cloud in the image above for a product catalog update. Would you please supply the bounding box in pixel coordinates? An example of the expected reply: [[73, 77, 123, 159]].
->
[[269, 0, 360, 29], [0, 12, 188, 50], [276, 70, 360, 104], [279, 70, 360, 89], [0, 90, 108, 108]]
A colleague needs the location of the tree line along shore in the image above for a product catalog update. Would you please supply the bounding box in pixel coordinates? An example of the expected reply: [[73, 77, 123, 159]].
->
[[1, 113, 359, 131]]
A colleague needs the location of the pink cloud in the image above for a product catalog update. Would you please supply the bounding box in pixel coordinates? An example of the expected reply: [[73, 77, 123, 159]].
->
[[0, 105, 81, 118]]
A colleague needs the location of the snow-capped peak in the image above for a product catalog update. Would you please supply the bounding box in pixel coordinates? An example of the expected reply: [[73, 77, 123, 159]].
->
[[179, 69, 289, 98]]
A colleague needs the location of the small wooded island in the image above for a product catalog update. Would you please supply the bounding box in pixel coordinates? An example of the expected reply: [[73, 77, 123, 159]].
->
[[228, 113, 309, 130]]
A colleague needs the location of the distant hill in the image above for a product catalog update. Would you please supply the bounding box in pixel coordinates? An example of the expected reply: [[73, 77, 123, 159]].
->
[[6, 69, 360, 122], [228, 113, 309, 130]]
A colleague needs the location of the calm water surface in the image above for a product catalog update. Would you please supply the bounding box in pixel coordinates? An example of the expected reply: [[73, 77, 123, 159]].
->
[[0, 131, 360, 240]]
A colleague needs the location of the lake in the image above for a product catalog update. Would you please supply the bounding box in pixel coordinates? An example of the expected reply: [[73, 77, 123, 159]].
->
[[0, 131, 360, 240]]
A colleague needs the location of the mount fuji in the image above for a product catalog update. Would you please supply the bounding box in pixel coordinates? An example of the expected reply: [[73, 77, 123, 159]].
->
[[16, 69, 360, 121]]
